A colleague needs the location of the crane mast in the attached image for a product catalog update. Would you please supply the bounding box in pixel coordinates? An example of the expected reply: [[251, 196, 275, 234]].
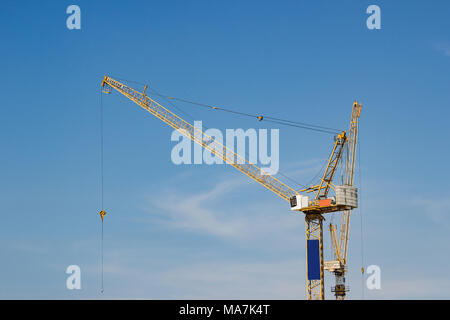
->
[[101, 75, 360, 300], [297, 131, 346, 300], [326, 101, 361, 300]]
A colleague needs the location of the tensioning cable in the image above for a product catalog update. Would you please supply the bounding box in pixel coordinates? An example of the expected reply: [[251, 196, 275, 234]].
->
[[148, 90, 342, 135], [110, 75, 342, 135]]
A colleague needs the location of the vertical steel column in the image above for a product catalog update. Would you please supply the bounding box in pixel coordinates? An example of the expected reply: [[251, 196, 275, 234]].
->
[[305, 214, 324, 300]]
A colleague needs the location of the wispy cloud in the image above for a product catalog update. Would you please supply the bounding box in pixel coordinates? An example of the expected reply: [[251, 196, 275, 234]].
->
[[412, 195, 450, 228], [146, 175, 305, 245], [142, 157, 335, 249], [365, 275, 450, 299], [81, 252, 306, 299], [158, 259, 306, 299], [434, 42, 450, 57], [147, 178, 252, 239]]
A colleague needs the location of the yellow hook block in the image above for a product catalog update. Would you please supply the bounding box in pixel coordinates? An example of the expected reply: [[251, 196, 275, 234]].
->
[[98, 210, 107, 221]]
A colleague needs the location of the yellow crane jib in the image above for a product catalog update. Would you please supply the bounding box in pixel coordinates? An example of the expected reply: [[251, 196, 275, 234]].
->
[[100, 75, 299, 202]]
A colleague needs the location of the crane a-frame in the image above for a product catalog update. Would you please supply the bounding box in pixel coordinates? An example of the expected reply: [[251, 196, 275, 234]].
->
[[100, 75, 361, 300]]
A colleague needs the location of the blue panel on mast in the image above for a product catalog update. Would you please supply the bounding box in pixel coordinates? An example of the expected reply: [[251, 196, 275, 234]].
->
[[307, 240, 321, 280]]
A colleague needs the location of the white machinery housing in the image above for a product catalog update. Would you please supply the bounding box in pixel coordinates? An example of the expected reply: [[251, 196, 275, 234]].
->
[[290, 195, 310, 210]]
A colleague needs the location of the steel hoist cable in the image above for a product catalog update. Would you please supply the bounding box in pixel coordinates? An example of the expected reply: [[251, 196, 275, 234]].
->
[[98, 89, 107, 294], [358, 125, 365, 300]]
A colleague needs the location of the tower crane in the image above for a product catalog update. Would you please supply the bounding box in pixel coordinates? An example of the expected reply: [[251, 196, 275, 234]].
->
[[100, 75, 361, 300]]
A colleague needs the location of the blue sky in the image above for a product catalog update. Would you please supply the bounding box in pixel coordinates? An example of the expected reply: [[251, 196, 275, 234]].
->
[[0, 0, 449, 299]]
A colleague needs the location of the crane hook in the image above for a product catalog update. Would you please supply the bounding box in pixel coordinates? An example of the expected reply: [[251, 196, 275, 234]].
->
[[98, 210, 107, 221]]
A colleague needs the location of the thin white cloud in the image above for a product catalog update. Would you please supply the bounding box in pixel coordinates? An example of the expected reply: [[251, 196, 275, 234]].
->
[[158, 259, 306, 299], [434, 42, 450, 57], [365, 276, 450, 300], [148, 178, 252, 239], [412, 195, 450, 228], [145, 174, 305, 247], [143, 157, 326, 241]]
